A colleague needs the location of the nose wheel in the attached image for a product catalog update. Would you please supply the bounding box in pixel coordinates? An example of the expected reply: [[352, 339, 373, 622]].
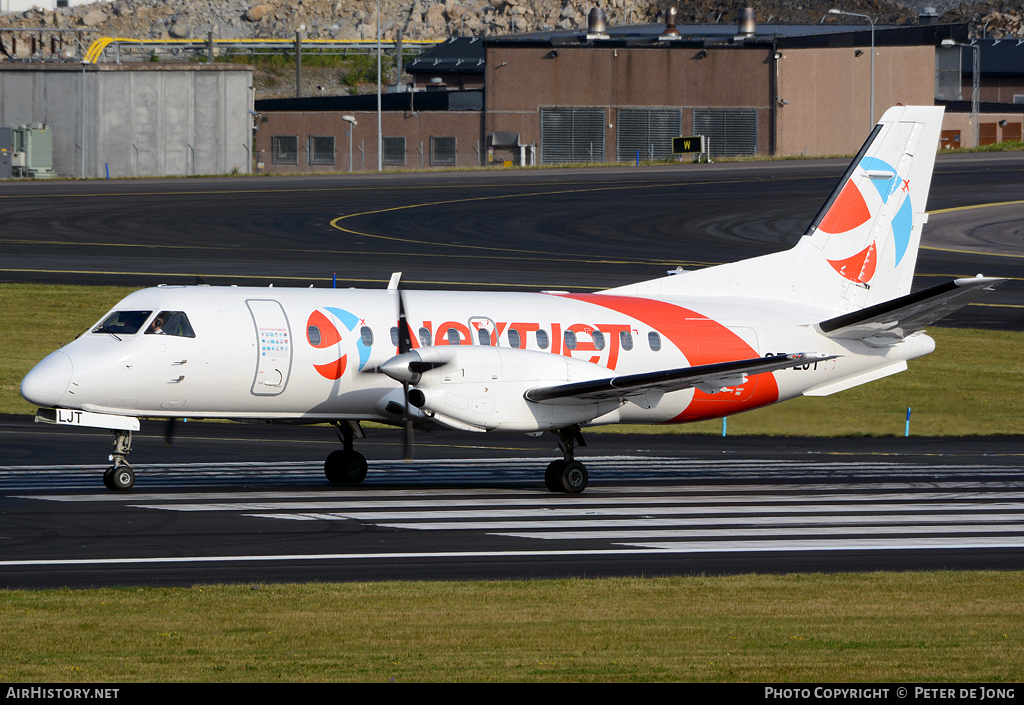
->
[[102, 429, 135, 492], [103, 465, 135, 491]]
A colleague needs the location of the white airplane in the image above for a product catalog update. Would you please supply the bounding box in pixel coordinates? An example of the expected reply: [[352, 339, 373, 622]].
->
[[21, 105, 1004, 493]]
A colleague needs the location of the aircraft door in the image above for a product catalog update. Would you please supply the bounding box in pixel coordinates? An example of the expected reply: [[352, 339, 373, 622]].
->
[[247, 299, 293, 396]]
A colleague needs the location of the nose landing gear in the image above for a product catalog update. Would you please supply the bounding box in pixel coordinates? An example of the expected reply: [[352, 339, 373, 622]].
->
[[102, 430, 135, 491]]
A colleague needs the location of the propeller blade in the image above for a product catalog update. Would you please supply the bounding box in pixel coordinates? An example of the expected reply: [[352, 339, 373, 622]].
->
[[403, 382, 414, 461], [164, 417, 177, 446], [392, 277, 414, 461]]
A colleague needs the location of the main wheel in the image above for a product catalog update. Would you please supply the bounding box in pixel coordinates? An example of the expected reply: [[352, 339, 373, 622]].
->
[[324, 450, 368, 484], [559, 461, 588, 494], [107, 465, 135, 491], [544, 460, 566, 492]]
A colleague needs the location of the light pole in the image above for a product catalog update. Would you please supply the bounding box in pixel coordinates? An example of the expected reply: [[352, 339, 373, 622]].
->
[[343, 115, 357, 172], [829, 9, 875, 131], [376, 0, 382, 172], [941, 38, 980, 148]]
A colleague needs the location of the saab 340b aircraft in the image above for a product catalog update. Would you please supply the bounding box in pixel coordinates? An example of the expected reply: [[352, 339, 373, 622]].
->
[[21, 105, 1004, 493]]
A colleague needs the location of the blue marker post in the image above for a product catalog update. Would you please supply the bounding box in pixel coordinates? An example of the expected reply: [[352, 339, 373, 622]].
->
[[722, 416, 728, 437], [636, 150, 640, 166], [105, 163, 110, 179], [905, 407, 912, 437], [333, 272, 337, 289]]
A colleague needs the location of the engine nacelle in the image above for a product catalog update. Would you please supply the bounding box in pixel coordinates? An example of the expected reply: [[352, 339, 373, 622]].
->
[[380, 346, 622, 432]]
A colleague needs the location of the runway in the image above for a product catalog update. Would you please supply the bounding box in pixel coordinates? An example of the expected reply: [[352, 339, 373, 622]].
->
[[2, 415, 1022, 587], [1, 156, 1023, 587], [0, 152, 1021, 329]]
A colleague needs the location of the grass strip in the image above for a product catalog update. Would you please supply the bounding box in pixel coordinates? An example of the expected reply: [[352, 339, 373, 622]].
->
[[1, 283, 1021, 435], [1, 573, 1021, 683]]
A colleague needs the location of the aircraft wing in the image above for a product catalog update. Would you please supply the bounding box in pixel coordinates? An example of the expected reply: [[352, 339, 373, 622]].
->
[[816, 276, 1007, 344], [524, 353, 836, 406]]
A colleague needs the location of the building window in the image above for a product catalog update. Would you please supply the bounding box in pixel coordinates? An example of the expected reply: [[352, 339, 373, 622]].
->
[[308, 135, 335, 165], [272, 135, 298, 164], [430, 136, 457, 166], [382, 137, 406, 166], [56, 0, 69, 7]]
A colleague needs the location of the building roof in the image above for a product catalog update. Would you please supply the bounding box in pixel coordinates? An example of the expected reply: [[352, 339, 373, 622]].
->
[[960, 38, 1024, 76], [405, 36, 485, 75], [489, 22, 968, 49], [255, 89, 483, 113]]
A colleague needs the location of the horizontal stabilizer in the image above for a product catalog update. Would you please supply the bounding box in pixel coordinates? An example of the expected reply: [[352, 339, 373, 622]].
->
[[816, 276, 1006, 344], [524, 353, 836, 405]]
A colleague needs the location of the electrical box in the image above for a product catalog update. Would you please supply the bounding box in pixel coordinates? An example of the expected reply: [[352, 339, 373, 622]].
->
[[4, 124, 56, 179], [0, 127, 12, 179]]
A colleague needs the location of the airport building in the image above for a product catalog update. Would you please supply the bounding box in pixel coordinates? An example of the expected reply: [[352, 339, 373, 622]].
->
[[0, 62, 253, 178], [252, 9, 978, 172]]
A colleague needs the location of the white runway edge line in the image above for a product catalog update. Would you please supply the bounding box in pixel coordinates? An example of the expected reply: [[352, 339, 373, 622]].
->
[[3, 536, 1024, 567]]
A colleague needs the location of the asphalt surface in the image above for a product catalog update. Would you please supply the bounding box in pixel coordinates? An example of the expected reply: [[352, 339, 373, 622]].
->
[[1, 155, 1022, 587], [1, 152, 1022, 328]]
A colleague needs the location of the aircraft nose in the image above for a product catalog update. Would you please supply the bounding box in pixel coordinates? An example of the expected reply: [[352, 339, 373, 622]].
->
[[21, 350, 73, 408]]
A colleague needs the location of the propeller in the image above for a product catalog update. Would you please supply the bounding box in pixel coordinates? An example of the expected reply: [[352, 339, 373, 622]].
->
[[394, 274, 415, 461]]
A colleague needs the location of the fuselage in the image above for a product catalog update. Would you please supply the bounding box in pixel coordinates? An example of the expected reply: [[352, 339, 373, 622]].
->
[[21, 284, 935, 431]]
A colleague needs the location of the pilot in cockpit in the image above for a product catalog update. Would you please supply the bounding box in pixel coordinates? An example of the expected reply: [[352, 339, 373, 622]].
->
[[147, 316, 166, 335]]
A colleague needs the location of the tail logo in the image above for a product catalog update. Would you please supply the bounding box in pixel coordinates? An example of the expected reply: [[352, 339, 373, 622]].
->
[[823, 156, 913, 284]]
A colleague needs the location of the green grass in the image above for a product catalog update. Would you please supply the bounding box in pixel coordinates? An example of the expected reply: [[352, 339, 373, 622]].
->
[[2, 284, 1021, 435], [1, 573, 1021, 682]]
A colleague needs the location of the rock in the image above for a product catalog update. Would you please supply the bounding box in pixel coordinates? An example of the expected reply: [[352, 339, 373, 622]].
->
[[168, 20, 189, 38], [246, 4, 273, 22], [82, 10, 107, 27]]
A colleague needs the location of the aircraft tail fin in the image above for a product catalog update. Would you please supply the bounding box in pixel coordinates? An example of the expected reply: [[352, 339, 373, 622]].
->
[[800, 104, 944, 308], [604, 105, 945, 312]]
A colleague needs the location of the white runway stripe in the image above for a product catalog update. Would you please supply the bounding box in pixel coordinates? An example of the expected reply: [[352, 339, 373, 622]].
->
[[250, 512, 1023, 530]]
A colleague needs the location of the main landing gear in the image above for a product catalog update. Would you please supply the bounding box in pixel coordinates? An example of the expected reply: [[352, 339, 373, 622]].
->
[[545, 425, 589, 494], [325, 421, 368, 485], [102, 429, 135, 491]]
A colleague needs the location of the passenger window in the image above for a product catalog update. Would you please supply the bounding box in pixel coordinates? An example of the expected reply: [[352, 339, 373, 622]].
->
[[360, 326, 374, 346], [564, 330, 577, 350], [536, 329, 549, 350], [308, 325, 322, 346], [390, 326, 399, 347], [592, 330, 605, 351], [418, 327, 431, 348], [648, 331, 662, 351], [507, 328, 521, 349], [94, 310, 152, 336], [477, 328, 491, 346], [446, 327, 461, 345], [146, 311, 195, 338], [620, 330, 633, 351]]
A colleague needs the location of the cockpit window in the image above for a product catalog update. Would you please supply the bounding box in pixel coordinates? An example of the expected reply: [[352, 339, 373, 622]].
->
[[145, 311, 195, 338], [93, 310, 152, 336]]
